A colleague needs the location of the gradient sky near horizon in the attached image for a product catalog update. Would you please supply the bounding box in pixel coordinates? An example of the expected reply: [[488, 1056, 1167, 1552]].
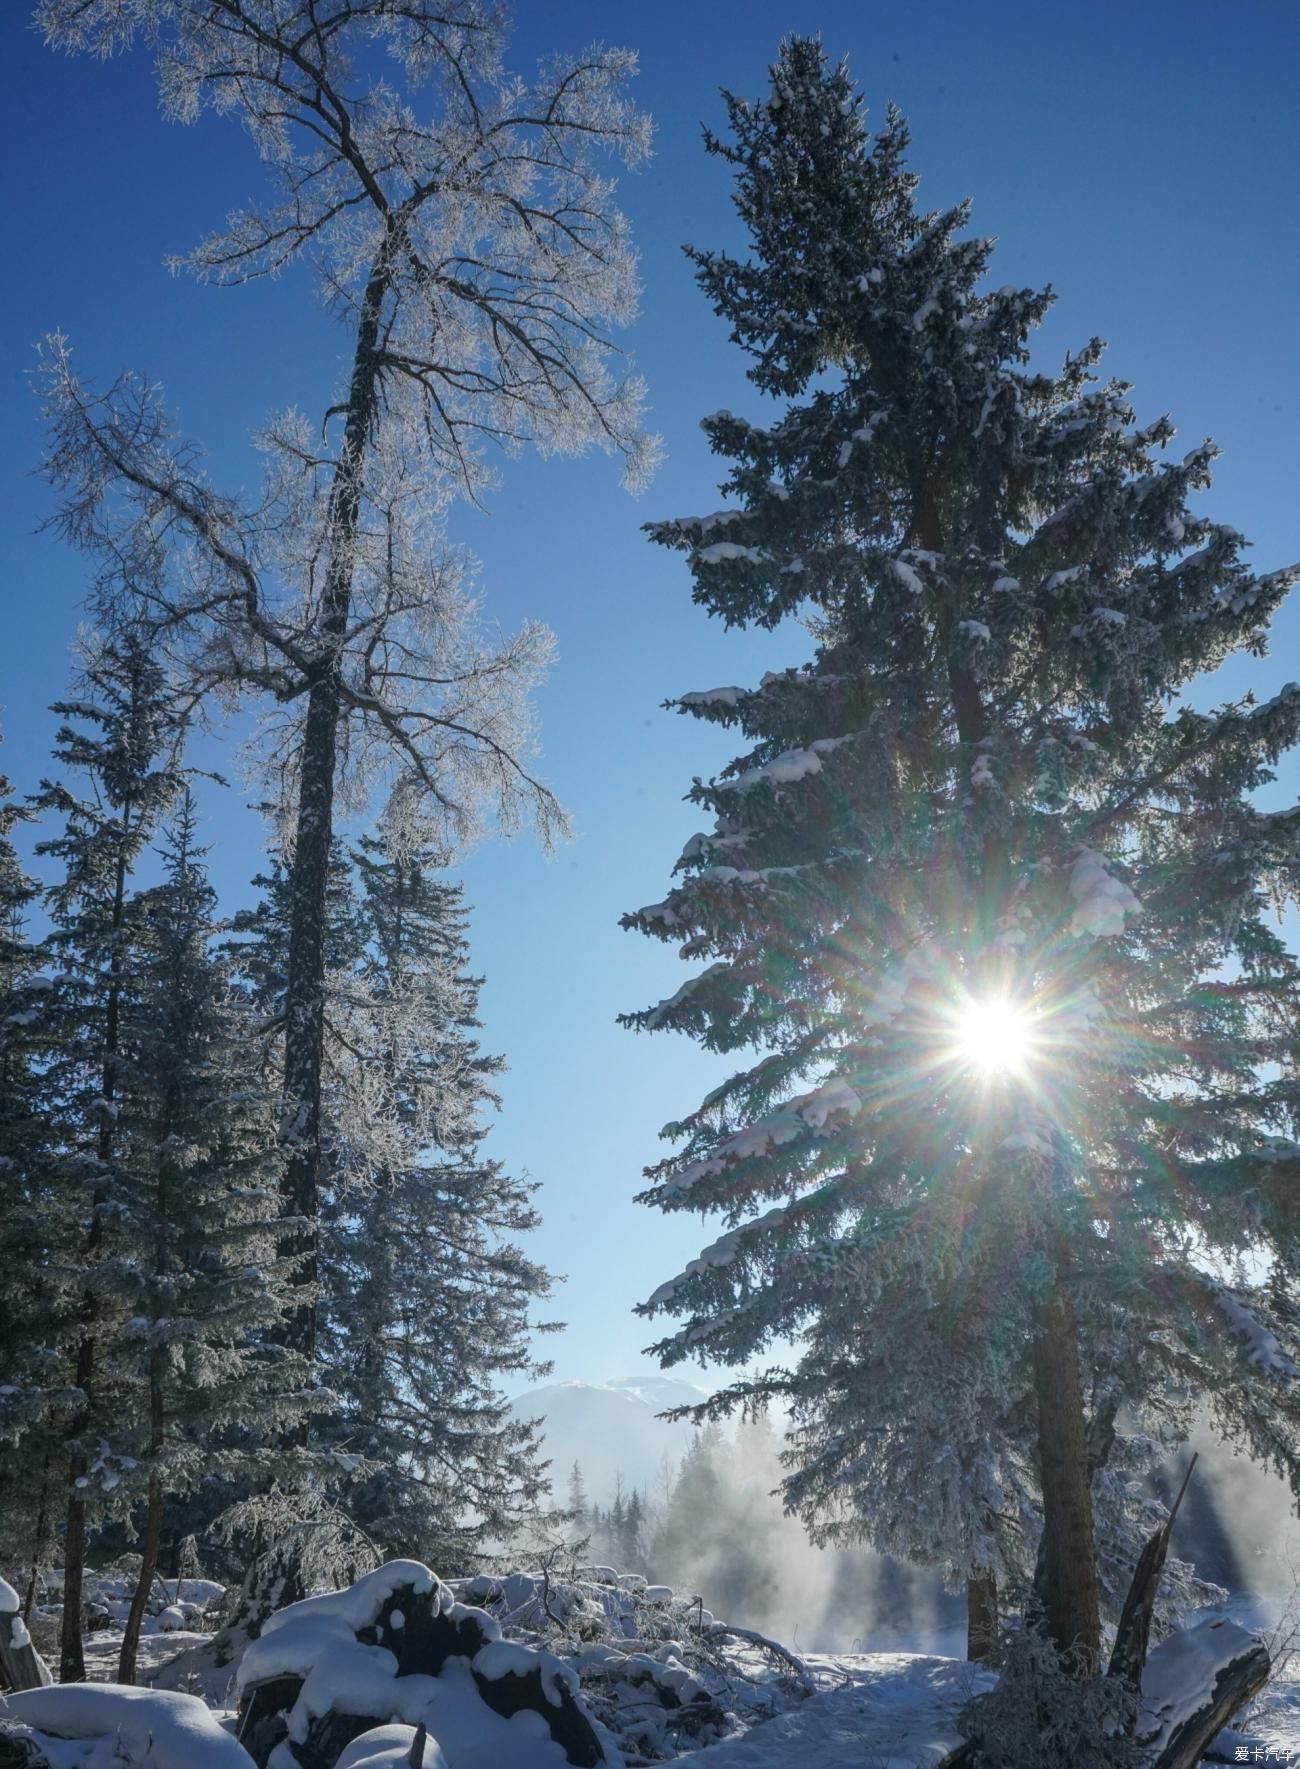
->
[[3, 1, 1299, 1390]]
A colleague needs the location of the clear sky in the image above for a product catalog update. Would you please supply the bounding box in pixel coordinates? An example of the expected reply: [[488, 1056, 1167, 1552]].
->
[[3, 1, 1299, 1388]]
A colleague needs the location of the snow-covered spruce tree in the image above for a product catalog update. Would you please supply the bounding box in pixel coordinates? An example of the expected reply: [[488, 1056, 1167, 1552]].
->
[[37, 0, 654, 1392], [621, 1486, 647, 1570], [28, 635, 184, 1681], [0, 759, 75, 1612], [650, 1425, 726, 1587], [623, 40, 1300, 1671], [317, 814, 554, 1565], [567, 1460, 591, 1542], [112, 792, 311, 1683]]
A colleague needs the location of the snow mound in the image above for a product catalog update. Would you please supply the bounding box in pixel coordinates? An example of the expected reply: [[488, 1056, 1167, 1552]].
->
[[0, 1682, 252, 1769], [335, 1726, 444, 1769]]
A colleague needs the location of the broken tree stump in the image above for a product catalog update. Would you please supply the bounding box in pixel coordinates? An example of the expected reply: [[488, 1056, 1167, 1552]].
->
[[0, 1580, 51, 1693], [1109, 1451, 1198, 1704]]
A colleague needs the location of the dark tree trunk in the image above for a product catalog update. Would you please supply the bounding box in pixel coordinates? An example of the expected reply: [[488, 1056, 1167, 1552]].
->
[[58, 1455, 88, 1684], [118, 1344, 166, 1685], [1108, 1454, 1196, 1704], [279, 255, 388, 1388], [23, 1465, 51, 1621], [117, 1474, 162, 1686], [966, 1573, 998, 1664], [1033, 1278, 1101, 1666]]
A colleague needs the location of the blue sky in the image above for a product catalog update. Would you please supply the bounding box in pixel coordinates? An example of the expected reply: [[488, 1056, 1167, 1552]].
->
[[3, 1, 1299, 1388]]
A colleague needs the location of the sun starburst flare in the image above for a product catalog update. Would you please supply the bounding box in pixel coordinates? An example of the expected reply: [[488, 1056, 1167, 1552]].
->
[[951, 995, 1041, 1078]]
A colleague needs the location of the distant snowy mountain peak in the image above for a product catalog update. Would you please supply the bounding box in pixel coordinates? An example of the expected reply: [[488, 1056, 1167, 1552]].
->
[[510, 1375, 709, 1501], [606, 1375, 707, 1408]]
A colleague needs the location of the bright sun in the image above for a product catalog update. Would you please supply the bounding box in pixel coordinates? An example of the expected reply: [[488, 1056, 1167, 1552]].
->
[[952, 996, 1038, 1077]]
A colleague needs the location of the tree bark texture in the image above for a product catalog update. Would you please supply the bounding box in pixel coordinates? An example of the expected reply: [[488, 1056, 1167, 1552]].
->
[[966, 1573, 998, 1664], [1033, 1278, 1102, 1666], [280, 255, 388, 1373], [118, 1345, 166, 1685]]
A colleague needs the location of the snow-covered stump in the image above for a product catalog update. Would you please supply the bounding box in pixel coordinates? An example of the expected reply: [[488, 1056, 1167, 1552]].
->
[[0, 1580, 50, 1693], [233, 1561, 607, 1769]]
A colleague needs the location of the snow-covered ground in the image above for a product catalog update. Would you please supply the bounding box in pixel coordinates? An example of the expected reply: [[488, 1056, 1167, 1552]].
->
[[9, 1572, 1300, 1766], [82, 1623, 220, 1690], [674, 1652, 993, 1768]]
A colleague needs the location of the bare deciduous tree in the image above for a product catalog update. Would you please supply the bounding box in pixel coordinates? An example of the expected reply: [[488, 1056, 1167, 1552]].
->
[[36, 0, 655, 1407]]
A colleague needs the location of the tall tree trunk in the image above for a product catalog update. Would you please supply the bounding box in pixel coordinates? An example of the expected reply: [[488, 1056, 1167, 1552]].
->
[[910, 474, 1099, 1667], [61, 825, 130, 1683], [279, 255, 389, 1389], [58, 1457, 89, 1684], [966, 1573, 998, 1663], [1033, 1276, 1101, 1666], [117, 1481, 162, 1686], [119, 1347, 165, 1684]]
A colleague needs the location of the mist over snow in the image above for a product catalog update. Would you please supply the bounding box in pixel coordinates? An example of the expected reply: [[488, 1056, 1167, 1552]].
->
[[1174, 1420, 1300, 1600], [512, 1377, 965, 1653], [514, 1378, 1300, 1656]]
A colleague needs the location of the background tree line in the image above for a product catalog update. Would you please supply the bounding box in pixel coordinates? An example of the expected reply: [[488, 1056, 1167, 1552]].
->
[[0, 637, 554, 1682]]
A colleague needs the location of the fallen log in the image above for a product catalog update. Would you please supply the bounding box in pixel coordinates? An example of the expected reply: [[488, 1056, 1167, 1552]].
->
[[1140, 1616, 1271, 1769]]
